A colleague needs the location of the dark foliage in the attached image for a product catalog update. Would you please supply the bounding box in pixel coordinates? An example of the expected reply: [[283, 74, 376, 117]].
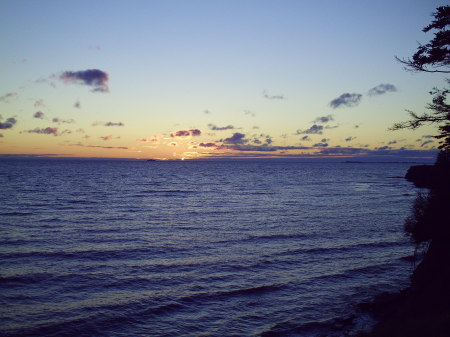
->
[[396, 6, 450, 73]]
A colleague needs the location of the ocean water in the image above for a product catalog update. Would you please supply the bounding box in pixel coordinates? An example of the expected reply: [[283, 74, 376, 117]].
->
[[0, 159, 419, 337]]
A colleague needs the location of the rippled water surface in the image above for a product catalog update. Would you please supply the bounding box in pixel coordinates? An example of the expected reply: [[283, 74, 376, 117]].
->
[[0, 159, 419, 336]]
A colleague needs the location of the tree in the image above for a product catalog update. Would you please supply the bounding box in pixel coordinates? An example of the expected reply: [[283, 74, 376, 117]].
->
[[396, 6, 450, 74], [391, 5, 450, 151]]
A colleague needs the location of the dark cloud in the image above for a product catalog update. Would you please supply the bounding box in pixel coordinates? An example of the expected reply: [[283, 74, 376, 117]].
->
[[0, 92, 18, 103], [345, 136, 356, 142], [203, 110, 211, 114], [388, 140, 397, 145], [222, 132, 248, 145], [52, 117, 75, 124], [301, 136, 311, 141], [0, 117, 17, 129], [74, 100, 81, 108], [314, 115, 334, 123], [60, 69, 109, 93], [313, 142, 328, 148], [377, 146, 392, 151], [329, 93, 362, 108], [208, 123, 235, 131], [26, 127, 58, 135], [199, 142, 217, 148], [263, 90, 285, 100], [34, 111, 45, 119], [354, 125, 360, 129], [100, 135, 120, 141], [421, 140, 434, 147], [171, 129, 201, 138], [296, 124, 324, 135], [368, 84, 397, 96]]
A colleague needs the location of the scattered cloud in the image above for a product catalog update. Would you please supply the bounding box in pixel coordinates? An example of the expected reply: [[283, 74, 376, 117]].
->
[[26, 127, 58, 135], [329, 93, 362, 108], [345, 136, 356, 142], [74, 100, 81, 108], [368, 83, 397, 96], [244, 110, 256, 117], [60, 69, 109, 93], [263, 90, 285, 100], [222, 132, 248, 145], [313, 142, 328, 148], [34, 99, 45, 107], [208, 123, 235, 131], [104, 121, 124, 127], [313, 115, 334, 123], [198, 142, 217, 148], [70, 143, 128, 150], [301, 135, 311, 141], [421, 140, 434, 147], [296, 124, 324, 135], [203, 109, 211, 114], [0, 92, 18, 103], [100, 135, 120, 141], [0, 117, 17, 129], [171, 129, 202, 138], [52, 117, 75, 124], [34, 111, 45, 119]]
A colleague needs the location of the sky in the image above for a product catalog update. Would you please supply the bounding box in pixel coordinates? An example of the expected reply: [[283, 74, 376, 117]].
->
[[0, 0, 448, 161]]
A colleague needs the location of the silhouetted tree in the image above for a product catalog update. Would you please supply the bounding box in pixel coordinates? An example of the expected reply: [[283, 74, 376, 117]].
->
[[391, 6, 450, 151], [396, 6, 450, 74]]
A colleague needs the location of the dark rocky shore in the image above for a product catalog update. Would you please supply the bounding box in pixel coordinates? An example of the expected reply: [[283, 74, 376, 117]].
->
[[357, 153, 450, 337]]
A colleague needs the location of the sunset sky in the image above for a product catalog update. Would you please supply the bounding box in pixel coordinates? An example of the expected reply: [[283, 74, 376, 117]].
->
[[0, 0, 448, 161]]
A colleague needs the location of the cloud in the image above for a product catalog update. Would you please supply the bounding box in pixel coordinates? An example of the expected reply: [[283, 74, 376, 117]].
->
[[171, 129, 202, 138], [244, 110, 256, 117], [0, 92, 18, 103], [34, 111, 45, 119], [313, 115, 334, 123], [74, 100, 81, 108], [60, 69, 109, 93], [300, 135, 311, 141], [0, 117, 17, 129], [208, 123, 235, 131], [92, 121, 124, 127], [263, 90, 285, 100], [368, 84, 397, 96], [104, 121, 124, 127], [222, 132, 248, 145], [26, 127, 58, 135], [0, 133, 3, 137], [388, 140, 397, 145], [421, 140, 434, 147], [100, 135, 120, 141], [70, 143, 128, 150], [329, 93, 362, 108], [34, 99, 45, 107], [199, 142, 217, 148], [204, 110, 211, 114], [296, 124, 323, 135], [345, 136, 356, 142], [52, 117, 75, 124], [313, 142, 328, 148]]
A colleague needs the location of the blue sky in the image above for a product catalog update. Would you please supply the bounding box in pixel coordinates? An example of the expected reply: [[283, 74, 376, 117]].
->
[[0, 0, 447, 161]]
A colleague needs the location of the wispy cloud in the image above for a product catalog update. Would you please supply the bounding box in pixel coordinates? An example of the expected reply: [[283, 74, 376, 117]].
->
[[329, 93, 362, 108], [0, 92, 18, 103], [74, 100, 81, 109], [52, 117, 75, 124], [34, 99, 45, 107], [368, 83, 397, 96], [208, 123, 235, 131], [60, 69, 109, 93], [26, 127, 58, 135], [92, 121, 124, 127], [70, 143, 128, 150], [263, 90, 285, 100]]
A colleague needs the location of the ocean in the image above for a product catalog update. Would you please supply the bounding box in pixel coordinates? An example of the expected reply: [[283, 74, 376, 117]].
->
[[0, 158, 420, 336]]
